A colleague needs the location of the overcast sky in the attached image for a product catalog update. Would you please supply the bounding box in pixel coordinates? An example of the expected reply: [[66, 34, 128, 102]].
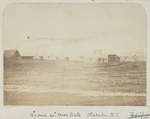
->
[[3, 3, 147, 58]]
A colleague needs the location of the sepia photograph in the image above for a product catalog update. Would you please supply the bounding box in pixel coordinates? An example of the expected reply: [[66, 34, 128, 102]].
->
[[3, 3, 147, 106]]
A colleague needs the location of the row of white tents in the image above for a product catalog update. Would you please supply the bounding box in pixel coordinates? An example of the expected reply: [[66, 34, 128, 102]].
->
[[80, 50, 146, 62], [80, 49, 106, 62], [33, 55, 56, 60], [120, 54, 146, 62], [32, 49, 146, 62], [33, 55, 69, 61]]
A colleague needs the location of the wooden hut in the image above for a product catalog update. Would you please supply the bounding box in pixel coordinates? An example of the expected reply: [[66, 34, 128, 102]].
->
[[108, 54, 120, 62], [4, 50, 22, 60]]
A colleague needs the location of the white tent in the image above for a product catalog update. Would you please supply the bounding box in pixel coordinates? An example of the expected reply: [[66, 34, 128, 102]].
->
[[120, 56, 128, 62], [138, 55, 146, 61], [33, 55, 41, 60], [125, 55, 135, 62], [126, 53, 146, 62], [43, 54, 56, 60], [50, 55, 56, 60], [43, 55, 51, 60], [132, 55, 140, 61], [103, 58, 108, 62], [85, 55, 92, 62], [90, 49, 104, 62], [135, 53, 146, 61]]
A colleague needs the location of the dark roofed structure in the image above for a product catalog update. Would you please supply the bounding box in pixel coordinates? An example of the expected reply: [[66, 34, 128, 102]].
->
[[22, 56, 34, 59], [108, 54, 120, 62], [4, 50, 22, 60]]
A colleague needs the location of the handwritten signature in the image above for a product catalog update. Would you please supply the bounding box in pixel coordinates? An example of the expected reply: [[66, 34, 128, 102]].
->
[[129, 112, 150, 119]]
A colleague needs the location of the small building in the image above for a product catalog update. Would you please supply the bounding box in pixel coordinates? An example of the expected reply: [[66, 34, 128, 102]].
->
[[4, 50, 22, 60], [22, 56, 34, 59], [108, 54, 120, 62]]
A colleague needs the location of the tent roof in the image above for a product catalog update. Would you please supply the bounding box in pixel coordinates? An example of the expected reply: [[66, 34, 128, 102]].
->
[[90, 49, 103, 58], [4, 50, 20, 57], [120, 56, 128, 61], [33, 55, 41, 59], [126, 56, 135, 61]]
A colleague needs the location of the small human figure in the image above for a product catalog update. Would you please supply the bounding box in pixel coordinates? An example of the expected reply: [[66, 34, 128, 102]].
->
[[102, 58, 104, 62], [98, 57, 101, 63], [90, 57, 92, 62], [65, 56, 70, 61]]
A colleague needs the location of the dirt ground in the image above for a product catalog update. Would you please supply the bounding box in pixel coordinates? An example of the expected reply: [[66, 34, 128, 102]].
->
[[4, 91, 146, 106], [4, 60, 146, 106]]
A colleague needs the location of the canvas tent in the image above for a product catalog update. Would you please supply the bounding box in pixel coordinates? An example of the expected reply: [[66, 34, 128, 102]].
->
[[43, 55, 55, 60], [80, 49, 104, 63], [90, 49, 104, 63], [138, 55, 146, 61], [125, 53, 146, 62], [80, 55, 91, 62], [4, 50, 22, 60], [33, 55, 41, 60], [103, 58, 108, 62], [120, 56, 128, 62], [132, 55, 140, 61], [43, 55, 51, 60], [135, 53, 146, 61], [125, 55, 135, 62]]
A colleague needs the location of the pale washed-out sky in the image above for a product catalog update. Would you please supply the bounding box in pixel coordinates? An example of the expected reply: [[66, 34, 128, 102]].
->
[[3, 3, 147, 58]]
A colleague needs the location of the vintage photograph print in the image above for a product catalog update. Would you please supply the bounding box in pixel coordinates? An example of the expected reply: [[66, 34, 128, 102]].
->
[[3, 3, 147, 106]]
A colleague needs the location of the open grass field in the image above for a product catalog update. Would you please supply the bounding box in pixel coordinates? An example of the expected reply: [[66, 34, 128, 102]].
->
[[4, 60, 146, 106]]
